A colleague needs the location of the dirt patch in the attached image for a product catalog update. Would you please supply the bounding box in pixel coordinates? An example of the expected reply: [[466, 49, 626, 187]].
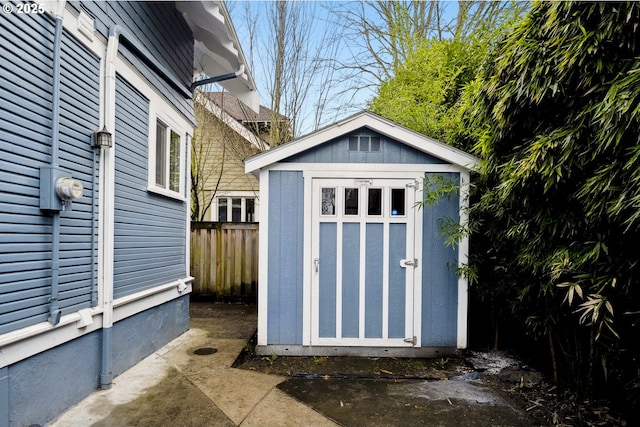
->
[[232, 332, 468, 379]]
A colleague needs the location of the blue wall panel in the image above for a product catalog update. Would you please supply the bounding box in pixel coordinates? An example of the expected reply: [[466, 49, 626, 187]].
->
[[283, 129, 445, 165], [318, 223, 337, 338], [112, 295, 189, 377], [341, 223, 360, 338], [8, 330, 101, 427], [0, 14, 99, 335], [365, 223, 383, 338], [421, 173, 460, 346], [0, 367, 8, 427], [5, 297, 188, 427], [388, 223, 406, 338], [113, 75, 187, 299], [267, 171, 304, 345]]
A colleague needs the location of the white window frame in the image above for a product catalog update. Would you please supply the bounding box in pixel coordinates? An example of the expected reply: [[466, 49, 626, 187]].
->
[[148, 107, 188, 200], [213, 192, 258, 222]]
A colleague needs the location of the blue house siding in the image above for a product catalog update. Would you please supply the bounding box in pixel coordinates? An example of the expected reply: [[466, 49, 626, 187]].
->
[[267, 171, 304, 345], [283, 129, 446, 164], [4, 295, 188, 427], [111, 294, 189, 378], [113, 75, 187, 299], [57, 28, 101, 313], [421, 172, 460, 346], [7, 331, 101, 427], [0, 13, 99, 335], [2, 0, 255, 424], [70, 1, 194, 123]]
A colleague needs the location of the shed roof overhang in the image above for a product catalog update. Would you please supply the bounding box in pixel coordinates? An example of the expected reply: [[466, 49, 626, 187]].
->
[[245, 111, 480, 173], [176, 1, 259, 112]]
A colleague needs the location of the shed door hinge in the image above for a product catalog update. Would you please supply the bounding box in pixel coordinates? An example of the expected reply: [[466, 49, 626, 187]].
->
[[406, 179, 419, 189]]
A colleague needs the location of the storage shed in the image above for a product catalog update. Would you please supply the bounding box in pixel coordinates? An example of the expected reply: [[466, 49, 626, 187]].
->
[[245, 111, 479, 357]]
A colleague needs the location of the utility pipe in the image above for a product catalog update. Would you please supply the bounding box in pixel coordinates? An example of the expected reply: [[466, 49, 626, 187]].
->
[[189, 65, 245, 93], [47, 0, 67, 326]]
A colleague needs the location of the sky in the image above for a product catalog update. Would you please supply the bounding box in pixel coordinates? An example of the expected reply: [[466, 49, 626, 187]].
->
[[225, 1, 380, 136], [225, 1, 462, 137]]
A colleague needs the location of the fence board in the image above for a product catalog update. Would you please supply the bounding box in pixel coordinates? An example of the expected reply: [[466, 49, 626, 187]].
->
[[190, 222, 258, 302]]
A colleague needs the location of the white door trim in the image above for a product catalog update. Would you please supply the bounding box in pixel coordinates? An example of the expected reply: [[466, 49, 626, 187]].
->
[[307, 175, 423, 347]]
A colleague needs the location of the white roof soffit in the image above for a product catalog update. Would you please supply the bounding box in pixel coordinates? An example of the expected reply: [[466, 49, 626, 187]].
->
[[245, 111, 480, 173], [177, 1, 260, 112]]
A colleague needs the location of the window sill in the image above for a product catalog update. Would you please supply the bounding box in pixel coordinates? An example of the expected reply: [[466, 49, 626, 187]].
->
[[147, 185, 187, 202]]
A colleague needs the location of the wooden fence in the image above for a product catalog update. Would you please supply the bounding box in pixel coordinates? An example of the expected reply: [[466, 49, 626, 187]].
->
[[190, 222, 259, 302]]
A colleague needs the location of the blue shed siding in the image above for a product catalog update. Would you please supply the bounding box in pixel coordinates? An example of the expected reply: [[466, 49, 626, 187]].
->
[[421, 172, 460, 346], [341, 223, 360, 338], [70, 1, 194, 123], [318, 223, 337, 338], [267, 171, 304, 344], [1, 13, 99, 335], [113, 75, 187, 299], [283, 129, 446, 164]]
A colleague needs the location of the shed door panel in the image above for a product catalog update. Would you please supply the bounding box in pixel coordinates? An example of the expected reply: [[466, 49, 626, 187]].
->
[[311, 178, 422, 347]]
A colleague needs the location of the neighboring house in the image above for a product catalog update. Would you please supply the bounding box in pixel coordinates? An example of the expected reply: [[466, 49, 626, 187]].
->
[[245, 111, 479, 358], [0, 2, 256, 426], [194, 92, 286, 222]]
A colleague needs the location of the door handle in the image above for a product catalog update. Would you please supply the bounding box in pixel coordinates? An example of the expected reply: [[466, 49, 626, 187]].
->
[[400, 258, 418, 268], [314, 258, 320, 272]]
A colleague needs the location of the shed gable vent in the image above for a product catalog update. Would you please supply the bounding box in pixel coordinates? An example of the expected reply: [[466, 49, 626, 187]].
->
[[348, 135, 380, 152]]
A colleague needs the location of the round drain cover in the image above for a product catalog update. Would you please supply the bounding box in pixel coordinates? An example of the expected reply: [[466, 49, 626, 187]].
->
[[193, 347, 218, 355]]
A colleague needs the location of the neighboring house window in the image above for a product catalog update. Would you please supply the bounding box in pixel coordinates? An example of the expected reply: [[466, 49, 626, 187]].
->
[[150, 116, 186, 198], [217, 197, 256, 222]]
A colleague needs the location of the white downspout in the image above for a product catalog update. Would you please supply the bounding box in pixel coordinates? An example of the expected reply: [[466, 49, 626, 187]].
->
[[98, 26, 119, 390]]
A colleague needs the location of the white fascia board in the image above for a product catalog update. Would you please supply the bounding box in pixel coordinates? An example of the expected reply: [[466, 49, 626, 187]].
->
[[245, 111, 480, 173], [177, 1, 259, 112]]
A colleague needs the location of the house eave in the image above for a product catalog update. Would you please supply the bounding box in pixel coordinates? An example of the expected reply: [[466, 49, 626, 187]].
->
[[177, 1, 260, 112]]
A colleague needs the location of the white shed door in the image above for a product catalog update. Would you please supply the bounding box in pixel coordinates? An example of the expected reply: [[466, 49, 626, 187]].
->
[[311, 177, 422, 347]]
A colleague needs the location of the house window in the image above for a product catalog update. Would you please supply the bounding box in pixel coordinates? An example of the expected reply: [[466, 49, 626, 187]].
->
[[152, 118, 183, 196], [246, 198, 255, 222], [218, 198, 228, 222], [217, 197, 257, 222], [348, 136, 380, 152]]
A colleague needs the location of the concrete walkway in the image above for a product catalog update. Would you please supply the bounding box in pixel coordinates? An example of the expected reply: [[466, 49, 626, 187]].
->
[[51, 303, 338, 427]]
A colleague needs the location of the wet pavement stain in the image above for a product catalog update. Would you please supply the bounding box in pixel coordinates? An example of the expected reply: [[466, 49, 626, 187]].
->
[[90, 367, 234, 427], [278, 377, 531, 427]]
